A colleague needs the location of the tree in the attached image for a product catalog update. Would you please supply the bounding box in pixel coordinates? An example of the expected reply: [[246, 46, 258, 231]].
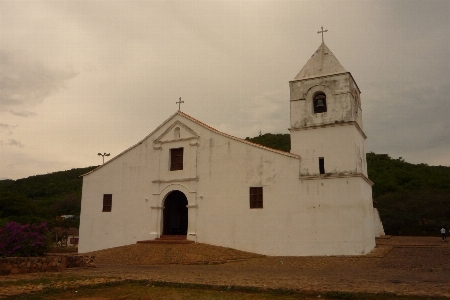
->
[[245, 133, 290, 152], [0, 222, 50, 257]]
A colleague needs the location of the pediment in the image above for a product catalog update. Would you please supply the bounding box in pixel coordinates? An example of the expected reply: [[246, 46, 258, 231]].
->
[[154, 120, 199, 144]]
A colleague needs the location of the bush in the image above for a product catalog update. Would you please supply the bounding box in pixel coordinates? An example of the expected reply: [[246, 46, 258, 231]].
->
[[0, 221, 50, 257]]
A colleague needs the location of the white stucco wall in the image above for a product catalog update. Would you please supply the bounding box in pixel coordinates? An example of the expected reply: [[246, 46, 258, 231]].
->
[[79, 141, 157, 252], [290, 125, 367, 177], [373, 208, 385, 237], [79, 113, 377, 256], [288, 69, 368, 180]]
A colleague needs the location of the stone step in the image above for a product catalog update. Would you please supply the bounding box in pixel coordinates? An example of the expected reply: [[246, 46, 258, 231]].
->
[[136, 235, 194, 244], [158, 235, 188, 240], [137, 240, 194, 244]]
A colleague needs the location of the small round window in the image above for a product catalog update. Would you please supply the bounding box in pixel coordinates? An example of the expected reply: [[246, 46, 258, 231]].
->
[[313, 92, 327, 114]]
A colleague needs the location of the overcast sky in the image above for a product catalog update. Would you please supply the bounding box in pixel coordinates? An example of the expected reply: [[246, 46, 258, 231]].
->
[[1, 0, 449, 180]]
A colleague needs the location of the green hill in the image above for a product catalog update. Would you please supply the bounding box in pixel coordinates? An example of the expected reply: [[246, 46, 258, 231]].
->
[[0, 166, 97, 227], [366, 153, 450, 235], [245, 133, 290, 152], [1, 133, 449, 236]]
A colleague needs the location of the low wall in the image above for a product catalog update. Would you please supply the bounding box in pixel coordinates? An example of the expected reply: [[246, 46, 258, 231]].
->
[[65, 255, 96, 268], [0, 255, 95, 275]]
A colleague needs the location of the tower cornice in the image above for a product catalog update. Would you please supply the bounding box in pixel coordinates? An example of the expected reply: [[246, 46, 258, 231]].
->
[[289, 71, 361, 94], [289, 121, 367, 140], [299, 173, 374, 186]]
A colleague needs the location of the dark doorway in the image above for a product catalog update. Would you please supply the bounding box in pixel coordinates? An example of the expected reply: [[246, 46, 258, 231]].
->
[[163, 190, 188, 235]]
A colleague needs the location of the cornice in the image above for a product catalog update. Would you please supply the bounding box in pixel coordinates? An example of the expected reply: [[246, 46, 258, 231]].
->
[[299, 173, 374, 186], [152, 177, 199, 184], [289, 71, 361, 93], [289, 121, 367, 139]]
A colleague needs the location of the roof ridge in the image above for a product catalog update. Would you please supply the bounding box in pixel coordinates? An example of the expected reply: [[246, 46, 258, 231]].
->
[[82, 111, 180, 176], [82, 111, 299, 177], [177, 111, 299, 158]]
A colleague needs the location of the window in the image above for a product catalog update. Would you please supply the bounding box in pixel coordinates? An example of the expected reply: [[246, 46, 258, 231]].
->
[[313, 92, 327, 114], [102, 194, 112, 212], [170, 148, 184, 171], [319, 157, 325, 175], [250, 187, 263, 209], [70, 238, 79, 245]]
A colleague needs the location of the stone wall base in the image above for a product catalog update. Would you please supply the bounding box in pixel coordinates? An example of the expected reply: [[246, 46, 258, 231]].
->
[[0, 255, 95, 275]]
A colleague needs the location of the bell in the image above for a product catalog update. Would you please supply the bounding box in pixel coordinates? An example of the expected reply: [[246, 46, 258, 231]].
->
[[316, 99, 325, 107]]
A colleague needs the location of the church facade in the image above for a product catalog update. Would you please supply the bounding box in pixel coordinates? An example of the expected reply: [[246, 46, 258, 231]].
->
[[79, 42, 384, 256]]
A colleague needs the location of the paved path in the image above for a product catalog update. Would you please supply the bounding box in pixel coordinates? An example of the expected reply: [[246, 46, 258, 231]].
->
[[2, 236, 450, 298]]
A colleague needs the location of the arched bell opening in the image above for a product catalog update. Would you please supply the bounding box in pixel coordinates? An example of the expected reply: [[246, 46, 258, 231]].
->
[[313, 92, 327, 114], [162, 190, 188, 235]]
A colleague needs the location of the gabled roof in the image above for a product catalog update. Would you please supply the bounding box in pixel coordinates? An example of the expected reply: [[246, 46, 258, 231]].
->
[[178, 111, 299, 158], [53, 227, 79, 236], [82, 111, 299, 177], [293, 42, 347, 81]]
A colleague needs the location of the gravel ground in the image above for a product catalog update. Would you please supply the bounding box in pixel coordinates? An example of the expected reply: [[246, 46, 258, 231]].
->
[[87, 243, 262, 265], [2, 236, 450, 298]]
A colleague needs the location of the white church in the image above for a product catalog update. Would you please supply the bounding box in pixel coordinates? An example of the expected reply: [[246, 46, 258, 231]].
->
[[79, 42, 384, 256]]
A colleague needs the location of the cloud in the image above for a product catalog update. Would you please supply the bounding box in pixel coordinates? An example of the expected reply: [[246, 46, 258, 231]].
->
[[244, 91, 289, 134], [0, 50, 79, 114], [9, 110, 38, 118], [0, 124, 22, 148], [365, 81, 450, 163], [7, 139, 24, 148], [0, 139, 24, 148], [0, 123, 17, 135], [215, 90, 289, 138]]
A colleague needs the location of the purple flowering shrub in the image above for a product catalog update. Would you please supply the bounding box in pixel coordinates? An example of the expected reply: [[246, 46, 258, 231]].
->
[[0, 222, 50, 257]]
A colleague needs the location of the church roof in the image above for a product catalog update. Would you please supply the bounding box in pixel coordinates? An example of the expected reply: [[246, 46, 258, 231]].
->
[[82, 111, 299, 177], [177, 111, 299, 158], [293, 42, 347, 81]]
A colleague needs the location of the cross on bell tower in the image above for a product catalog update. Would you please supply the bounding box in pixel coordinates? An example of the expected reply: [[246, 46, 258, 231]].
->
[[317, 26, 328, 43]]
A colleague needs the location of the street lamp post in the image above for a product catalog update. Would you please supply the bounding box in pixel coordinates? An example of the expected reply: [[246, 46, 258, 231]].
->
[[98, 152, 110, 164]]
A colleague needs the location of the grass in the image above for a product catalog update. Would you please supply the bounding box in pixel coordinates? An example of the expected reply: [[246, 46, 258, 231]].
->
[[0, 274, 88, 287], [5, 281, 306, 300], [3, 280, 450, 300]]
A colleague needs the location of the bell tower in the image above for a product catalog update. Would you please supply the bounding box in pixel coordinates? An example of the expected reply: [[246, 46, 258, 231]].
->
[[289, 42, 368, 178]]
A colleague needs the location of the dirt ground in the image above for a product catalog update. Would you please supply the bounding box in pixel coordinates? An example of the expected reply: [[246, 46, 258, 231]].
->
[[2, 236, 450, 299]]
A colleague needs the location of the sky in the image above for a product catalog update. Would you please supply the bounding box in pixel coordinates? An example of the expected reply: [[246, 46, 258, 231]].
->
[[1, 0, 449, 180]]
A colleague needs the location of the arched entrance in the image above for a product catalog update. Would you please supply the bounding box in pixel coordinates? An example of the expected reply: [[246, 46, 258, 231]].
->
[[163, 190, 188, 235]]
